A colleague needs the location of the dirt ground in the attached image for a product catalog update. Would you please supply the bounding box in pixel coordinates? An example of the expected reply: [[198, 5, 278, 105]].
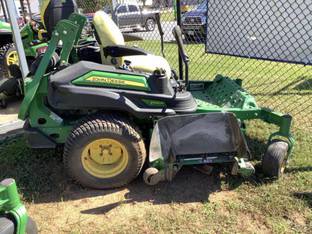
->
[[26, 168, 226, 234]]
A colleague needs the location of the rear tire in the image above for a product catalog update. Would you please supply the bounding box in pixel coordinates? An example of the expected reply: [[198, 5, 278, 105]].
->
[[0, 43, 15, 78], [64, 114, 146, 189], [262, 140, 289, 179], [1, 44, 19, 78]]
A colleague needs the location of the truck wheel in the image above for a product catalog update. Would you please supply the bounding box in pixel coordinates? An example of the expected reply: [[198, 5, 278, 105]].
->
[[64, 114, 146, 189], [262, 140, 289, 179], [145, 18, 155, 31]]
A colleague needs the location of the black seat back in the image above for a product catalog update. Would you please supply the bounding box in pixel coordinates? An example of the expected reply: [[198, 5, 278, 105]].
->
[[41, 0, 78, 36]]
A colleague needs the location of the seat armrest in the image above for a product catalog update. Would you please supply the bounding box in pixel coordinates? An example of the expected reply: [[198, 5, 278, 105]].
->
[[103, 45, 148, 57]]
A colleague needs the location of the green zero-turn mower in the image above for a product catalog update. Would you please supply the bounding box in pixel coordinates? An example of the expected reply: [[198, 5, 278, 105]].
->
[[0, 18, 49, 108], [17, 9, 294, 188], [0, 17, 49, 78], [0, 179, 37, 234]]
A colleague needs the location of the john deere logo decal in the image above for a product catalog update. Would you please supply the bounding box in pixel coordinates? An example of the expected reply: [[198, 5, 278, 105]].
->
[[86, 76, 146, 88], [72, 71, 150, 91]]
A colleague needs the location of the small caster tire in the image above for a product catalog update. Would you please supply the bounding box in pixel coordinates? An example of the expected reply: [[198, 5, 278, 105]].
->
[[262, 140, 289, 179], [143, 167, 161, 186]]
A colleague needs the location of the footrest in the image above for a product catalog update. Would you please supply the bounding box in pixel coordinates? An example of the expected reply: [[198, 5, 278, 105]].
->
[[191, 75, 258, 110]]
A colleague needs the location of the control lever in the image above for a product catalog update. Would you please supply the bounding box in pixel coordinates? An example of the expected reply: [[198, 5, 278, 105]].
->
[[172, 26, 189, 87], [155, 13, 165, 58]]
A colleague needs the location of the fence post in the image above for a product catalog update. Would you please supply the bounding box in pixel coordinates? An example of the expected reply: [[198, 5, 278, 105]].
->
[[176, 0, 183, 80], [0, 0, 8, 22]]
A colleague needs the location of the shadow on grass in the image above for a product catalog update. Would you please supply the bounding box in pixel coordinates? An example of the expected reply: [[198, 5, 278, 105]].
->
[[81, 168, 222, 215], [293, 78, 312, 91], [285, 166, 312, 173], [0, 137, 221, 207], [293, 192, 312, 208], [252, 76, 312, 96]]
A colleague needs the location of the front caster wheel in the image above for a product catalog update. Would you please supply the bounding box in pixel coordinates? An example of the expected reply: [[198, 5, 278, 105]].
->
[[262, 140, 289, 179], [143, 167, 162, 186]]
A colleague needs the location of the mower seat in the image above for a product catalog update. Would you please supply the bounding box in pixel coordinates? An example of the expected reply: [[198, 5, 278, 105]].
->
[[93, 11, 172, 78]]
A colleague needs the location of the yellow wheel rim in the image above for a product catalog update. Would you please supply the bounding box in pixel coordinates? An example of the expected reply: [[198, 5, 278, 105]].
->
[[81, 138, 129, 178], [6, 50, 19, 66]]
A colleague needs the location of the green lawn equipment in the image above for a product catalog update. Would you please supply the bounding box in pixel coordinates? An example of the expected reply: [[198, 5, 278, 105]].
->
[[0, 0, 79, 109], [0, 18, 48, 108], [17, 10, 294, 189], [0, 1, 77, 108], [0, 18, 49, 78], [0, 179, 37, 234], [0, 0, 79, 78]]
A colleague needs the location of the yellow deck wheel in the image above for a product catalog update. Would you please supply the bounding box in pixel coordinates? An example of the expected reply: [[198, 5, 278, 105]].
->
[[81, 138, 129, 178]]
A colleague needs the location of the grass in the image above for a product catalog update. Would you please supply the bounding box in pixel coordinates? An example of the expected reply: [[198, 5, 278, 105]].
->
[[161, 10, 176, 22], [0, 40, 311, 233]]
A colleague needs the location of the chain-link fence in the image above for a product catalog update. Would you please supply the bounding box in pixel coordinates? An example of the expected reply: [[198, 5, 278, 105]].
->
[[204, 0, 312, 132], [75, 0, 312, 132]]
